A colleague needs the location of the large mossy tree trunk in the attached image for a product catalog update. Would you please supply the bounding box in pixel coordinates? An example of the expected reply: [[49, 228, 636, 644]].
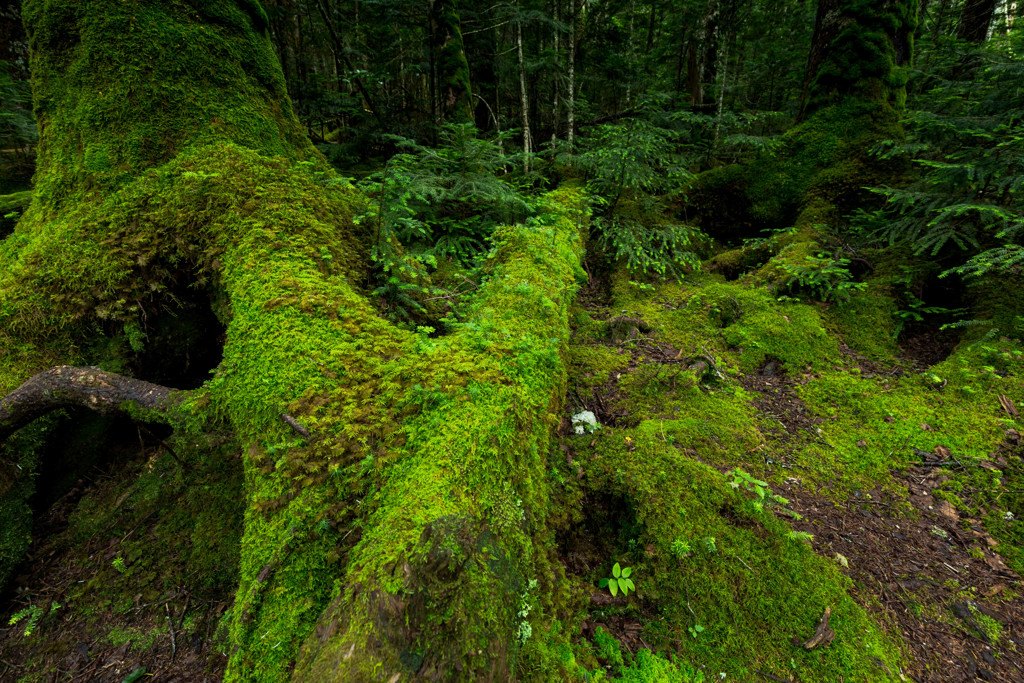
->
[[1, 1, 586, 680]]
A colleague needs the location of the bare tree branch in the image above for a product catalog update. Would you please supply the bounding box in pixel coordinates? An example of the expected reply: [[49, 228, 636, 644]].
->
[[0, 366, 178, 441]]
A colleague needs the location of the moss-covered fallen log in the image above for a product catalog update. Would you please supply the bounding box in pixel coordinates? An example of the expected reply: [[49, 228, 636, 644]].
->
[[288, 190, 586, 680]]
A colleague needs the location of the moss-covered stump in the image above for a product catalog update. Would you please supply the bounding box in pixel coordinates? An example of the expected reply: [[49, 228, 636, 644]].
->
[[0, 0, 334, 592]]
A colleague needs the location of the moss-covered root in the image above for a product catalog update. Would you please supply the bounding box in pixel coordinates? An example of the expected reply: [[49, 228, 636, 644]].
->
[[287, 189, 587, 681]]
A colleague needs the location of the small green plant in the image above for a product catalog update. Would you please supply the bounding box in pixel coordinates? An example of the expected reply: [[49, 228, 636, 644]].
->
[[591, 626, 625, 667], [703, 536, 717, 554], [688, 623, 705, 638], [112, 556, 127, 574], [786, 530, 814, 543], [7, 601, 60, 636], [598, 562, 635, 597], [596, 213, 706, 281], [968, 603, 1003, 644], [726, 468, 791, 512], [515, 579, 538, 644], [671, 538, 693, 559], [776, 249, 866, 303]]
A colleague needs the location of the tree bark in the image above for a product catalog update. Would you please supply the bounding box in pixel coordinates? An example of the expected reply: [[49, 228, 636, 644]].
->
[[516, 7, 532, 168], [429, 0, 475, 124], [566, 0, 577, 151], [0, 366, 177, 442], [799, 0, 917, 120]]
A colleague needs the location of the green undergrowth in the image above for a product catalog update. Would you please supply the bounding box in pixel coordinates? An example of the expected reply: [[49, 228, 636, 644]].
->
[[796, 340, 1024, 571], [688, 102, 906, 238], [591, 628, 706, 682], [611, 269, 841, 375]]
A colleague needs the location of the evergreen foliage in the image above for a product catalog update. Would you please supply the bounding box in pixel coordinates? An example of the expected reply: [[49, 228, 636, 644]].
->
[[858, 34, 1024, 286]]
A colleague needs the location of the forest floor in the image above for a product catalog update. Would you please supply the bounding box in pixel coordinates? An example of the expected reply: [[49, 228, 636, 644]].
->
[[560, 273, 1024, 682], [0, 426, 240, 683], [1, 268, 1023, 682]]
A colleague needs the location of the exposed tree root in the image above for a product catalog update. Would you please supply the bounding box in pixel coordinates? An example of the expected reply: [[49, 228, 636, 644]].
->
[[0, 365, 178, 440]]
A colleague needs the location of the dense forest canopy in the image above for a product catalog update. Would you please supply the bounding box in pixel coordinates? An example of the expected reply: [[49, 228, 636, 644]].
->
[[0, 0, 1023, 682]]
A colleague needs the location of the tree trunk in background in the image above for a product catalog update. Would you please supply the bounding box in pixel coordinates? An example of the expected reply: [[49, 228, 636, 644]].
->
[[956, 0, 998, 42], [800, 0, 917, 120], [567, 0, 577, 150], [0, 0, 26, 70], [686, 42, 703, 107], [698, 0, 720, 112], [517, 9, 532, 167], [430, 0, 474, 124], [314, 0, 382, 124], [551, 0, 560, 144]]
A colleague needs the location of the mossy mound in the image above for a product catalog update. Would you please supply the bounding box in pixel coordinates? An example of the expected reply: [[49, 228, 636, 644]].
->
[[547, 241, 1024, 680]]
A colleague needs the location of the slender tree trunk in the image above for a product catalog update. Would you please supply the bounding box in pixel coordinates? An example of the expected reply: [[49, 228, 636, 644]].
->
[[517, 9, 532, 169], [625, 0, 637, 105], [687, 42, 702, 106], [932, 0, 952, 43], [713, 30, 729, 146], [567, 0, 577, 151], [314, 0, 382, 125], [699, 0, 720, 112], [551, 0, 560, 145]]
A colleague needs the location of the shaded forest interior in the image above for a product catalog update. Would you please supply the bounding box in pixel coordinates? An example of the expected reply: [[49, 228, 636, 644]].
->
[[1, 0, 1024, 681]]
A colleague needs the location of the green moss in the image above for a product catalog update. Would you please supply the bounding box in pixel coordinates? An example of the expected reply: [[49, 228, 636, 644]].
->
[[825, 285, 900, 361], [616, 649, 705, 683], [107, 625, 160, 652], [286, 188, 589, 681], [23, 0, 312, 213], [609, 272, 840, 376], [561, 429, 903, 681], [568, 344, 630, 389], [803, 0, 918, 117], [967, 604, 1003, 645]]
